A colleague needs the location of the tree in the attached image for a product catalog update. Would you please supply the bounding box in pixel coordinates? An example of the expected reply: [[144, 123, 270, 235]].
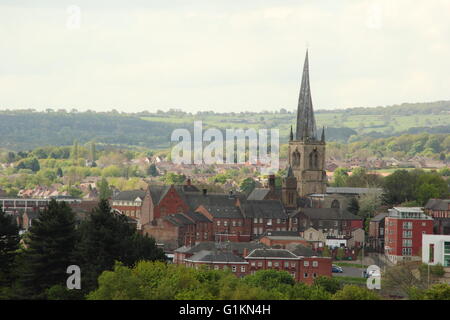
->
[[147, 164, 158, 177], [383, 170, 415, 204], [322, 246, 331, 257], [332, 168, 348, 187], [313, 276, 341, 294], [56, 167, 63, 178], [240, 178, 256, 195], [336, 247, 345, 260], [98, 177, 112, 200], [71, 140, 79, 161], [347, 198, 360, 215], [332, 285, 380, 300], [75, 200, 165, 294], [0, 208, 20, 297], [15, 200, 77, 299]]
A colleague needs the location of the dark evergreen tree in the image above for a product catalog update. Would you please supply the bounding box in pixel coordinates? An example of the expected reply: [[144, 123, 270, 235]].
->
[[347, 198, 360, 215], [98, 177, 112, 200], [75, 200, 165, 294], [147, 163, 158, 177], [0, 208, 20, 298], [15, 200, 77, 299], [56, 167, 63, 178]]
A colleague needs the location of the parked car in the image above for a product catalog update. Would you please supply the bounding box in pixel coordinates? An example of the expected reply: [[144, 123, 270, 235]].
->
[[332, 265, 343, 273]]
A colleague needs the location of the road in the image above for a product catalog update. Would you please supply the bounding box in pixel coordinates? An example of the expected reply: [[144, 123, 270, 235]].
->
[[332, 266, 365, 278]]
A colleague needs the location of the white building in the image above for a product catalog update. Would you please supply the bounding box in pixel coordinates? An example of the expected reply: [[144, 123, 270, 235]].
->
[[422, 234, 450, 266]]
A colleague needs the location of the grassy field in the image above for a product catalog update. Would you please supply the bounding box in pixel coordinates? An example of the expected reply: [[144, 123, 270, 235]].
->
[[141, 112, 450, 141]]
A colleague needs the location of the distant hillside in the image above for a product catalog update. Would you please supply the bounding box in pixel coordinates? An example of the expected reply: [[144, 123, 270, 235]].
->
[[0, 100, 448, 150]]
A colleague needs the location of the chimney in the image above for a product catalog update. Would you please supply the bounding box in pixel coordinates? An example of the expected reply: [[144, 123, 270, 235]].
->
[[243, 248, 249, 257], [202, 188, 207, 196], [268, 174, 275, 191]]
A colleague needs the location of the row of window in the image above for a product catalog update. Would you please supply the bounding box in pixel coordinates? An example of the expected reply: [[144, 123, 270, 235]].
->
[[253, 218, 287, 225], [249, 261, 319, 268], [217, 220, 242, 227]]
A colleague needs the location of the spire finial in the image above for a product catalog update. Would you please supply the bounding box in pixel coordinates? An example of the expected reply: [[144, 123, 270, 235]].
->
[[321, 126, 325, 142], [289, 125, 294, 141]]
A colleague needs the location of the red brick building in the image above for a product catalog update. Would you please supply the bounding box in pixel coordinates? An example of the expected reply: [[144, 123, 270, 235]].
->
[[424, 199, 450, 235], [384, 207, 434, 264]]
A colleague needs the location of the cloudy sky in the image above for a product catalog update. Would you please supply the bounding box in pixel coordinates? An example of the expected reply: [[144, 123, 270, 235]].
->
[[1, 0, 449, 113]]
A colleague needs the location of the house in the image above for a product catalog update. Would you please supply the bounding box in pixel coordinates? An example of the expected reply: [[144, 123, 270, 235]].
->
[[258, 231, 309, 248], [424, 199, 450, 235], [111, 189, 146, 221], [303, 227, 327, 249], [348, 228, 365, 248], [384, 207, 434, 264], [184, 250, 249, 277], [422, 234, 450, 267], [368, 212, 387, 251], [292, 207, 363, 238], [245, 248, 332, 284], [241, 200, 289, 236]]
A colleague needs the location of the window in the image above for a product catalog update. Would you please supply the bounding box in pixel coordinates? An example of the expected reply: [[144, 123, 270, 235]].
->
[[251, 262, 255, 267], [274, 262, 279, 267], [254, 218, 258, 223], [217, 220, 221, 226], [313, 273, 317, 278], [403, 239, 412, 247], [259, 218, 263, 223], [403, 230, 412, 238], [293, 218, 298, 224], [253, 227, 258, 235], [284, 262, 289, 268], [232, 220, 236, 227], [402, 248, 412, 256], [312, 261, 318, 267], [403, 222, 412, 229], [422, 222, 426, 227], [231, 266, 236, 272], [204, 232, 208, 240], [429, 244, 434, 263], [444, 242, 450, 267], [267, 219, 272, 226], [277, 219, 281, 224], [224, 220, 228, 227], [267, 261, 272, 267], [238, 221, 242, 226], [304, 261, 309, 267], [241, 266, 246, 272], [258, 262, 262, 267], [334, 221, 338, 227], [304, 272, 308, 278], [291, 262, 296, 268]]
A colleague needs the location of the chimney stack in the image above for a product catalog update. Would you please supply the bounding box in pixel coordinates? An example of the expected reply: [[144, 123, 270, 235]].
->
[[243, 248, 249, 258]]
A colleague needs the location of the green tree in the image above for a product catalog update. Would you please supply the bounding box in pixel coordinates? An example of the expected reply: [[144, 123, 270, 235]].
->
[[313, 276, 341, 294], [333, 285, 380, 300], [56, 167, 63, 178], [75, 200, 165, 295], [15, 200, 77, 299], [147, 164, 158, 177], [98, 177, 112, 200], [0, 208, 20, 297], [240, 177, 256, 195], [347, 198, 360, 215], [332, 168, 348, 187]]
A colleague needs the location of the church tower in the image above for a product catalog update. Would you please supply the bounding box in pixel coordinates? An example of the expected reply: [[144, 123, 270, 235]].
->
[[288, 51, 327, 197]]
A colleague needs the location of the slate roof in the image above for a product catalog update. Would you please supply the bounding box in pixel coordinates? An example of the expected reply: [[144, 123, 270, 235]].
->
[[148, 185, 167, 204], [174, 241, 267, 255], [370, 212, 387, 222], [291, 244, 320, 257], [247, 188, 270, 201], [246, 248, 298, 259], [185, 250, 247, 263], [113, 190, 146, 201], [425, 199, 450, 211], [241, 200, 287, 219], [300, 208, 362, 221], [200, 205, 243, 219], [326, 187, 383, 195], [184, 211, 212, 223], [164, 213, 195, 226], [181, 192, 243, 212]]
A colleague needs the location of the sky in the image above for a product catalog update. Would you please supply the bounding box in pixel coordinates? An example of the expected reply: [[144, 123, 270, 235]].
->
[[1, 0, 449, 113]]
